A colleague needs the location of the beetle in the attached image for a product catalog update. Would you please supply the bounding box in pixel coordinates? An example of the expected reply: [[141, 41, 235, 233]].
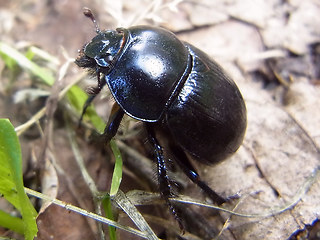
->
[[75, 8, 247, 229]]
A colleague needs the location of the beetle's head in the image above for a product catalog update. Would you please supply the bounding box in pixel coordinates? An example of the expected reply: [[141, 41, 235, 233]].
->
[[76, 30, 124, 72], [75, 8, 125, 76]]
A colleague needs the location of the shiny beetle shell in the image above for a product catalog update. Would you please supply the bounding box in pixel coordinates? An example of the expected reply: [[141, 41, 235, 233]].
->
[[76, 25, 247, 164]]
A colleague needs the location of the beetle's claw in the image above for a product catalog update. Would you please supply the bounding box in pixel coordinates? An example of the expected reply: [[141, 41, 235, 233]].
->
[[224, 192, 241, 202]]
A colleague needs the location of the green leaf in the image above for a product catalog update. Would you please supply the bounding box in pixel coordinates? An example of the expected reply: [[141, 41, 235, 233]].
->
[[0, 209, 24, 235], [0, 119, 38, 239]]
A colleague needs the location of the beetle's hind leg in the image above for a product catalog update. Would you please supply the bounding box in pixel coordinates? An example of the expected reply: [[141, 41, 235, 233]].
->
[[169, 143, 226, 205], [145, 123, 184, 231]]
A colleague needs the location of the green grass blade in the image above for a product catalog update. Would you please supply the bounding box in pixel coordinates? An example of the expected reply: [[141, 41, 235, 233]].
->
[[109, 140, 123, 196], [0, 42, 55, 85], [0, 119, 38, 239], [102, 195, 117, 240], [66, 85, 106, 132]]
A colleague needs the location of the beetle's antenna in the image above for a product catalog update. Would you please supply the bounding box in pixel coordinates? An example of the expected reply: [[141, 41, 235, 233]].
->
[[83, 7, 101, 33]]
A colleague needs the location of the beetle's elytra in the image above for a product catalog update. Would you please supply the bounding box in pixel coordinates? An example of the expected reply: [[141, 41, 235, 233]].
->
[[76, 9, 247, 230]]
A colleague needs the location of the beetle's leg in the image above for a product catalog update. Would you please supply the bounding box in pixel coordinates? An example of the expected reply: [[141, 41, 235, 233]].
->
[[102, 103, 124, 143], [169, 143, 226, 205], [145, 124, 184, 231], [79, 73, 107, 126], [79, 95, 95, 127]]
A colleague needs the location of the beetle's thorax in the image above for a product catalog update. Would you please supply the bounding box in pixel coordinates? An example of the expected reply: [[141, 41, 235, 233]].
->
[[104, 26, 192, 122]]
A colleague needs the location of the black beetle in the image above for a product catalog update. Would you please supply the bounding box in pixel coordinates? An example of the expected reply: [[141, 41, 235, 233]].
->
[[76, 9, 247, 229]]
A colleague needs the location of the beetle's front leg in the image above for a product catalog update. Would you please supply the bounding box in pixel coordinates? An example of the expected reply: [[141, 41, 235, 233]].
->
[[79, 73, 107, 126], [145, 123, 184, 231], [102, 103, 124, 143]]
